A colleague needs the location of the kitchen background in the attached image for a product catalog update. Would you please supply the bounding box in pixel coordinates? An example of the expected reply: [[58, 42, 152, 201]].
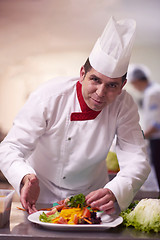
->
[[0, 0, 160, 196]]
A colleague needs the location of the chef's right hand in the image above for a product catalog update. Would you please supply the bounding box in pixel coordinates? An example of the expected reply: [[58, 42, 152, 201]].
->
[[20, 174, 40, 214]]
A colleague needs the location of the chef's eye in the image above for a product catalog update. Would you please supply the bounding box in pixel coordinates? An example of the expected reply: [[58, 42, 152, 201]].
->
[[90, 77, 101, 83], [107, 83, 118, 88]]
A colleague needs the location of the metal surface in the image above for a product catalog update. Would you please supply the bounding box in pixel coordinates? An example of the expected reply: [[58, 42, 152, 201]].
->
[[0, 191, 159, 240]]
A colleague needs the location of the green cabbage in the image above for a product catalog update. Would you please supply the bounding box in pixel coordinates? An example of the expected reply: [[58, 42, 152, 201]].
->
[[120, 199, 160, 233]]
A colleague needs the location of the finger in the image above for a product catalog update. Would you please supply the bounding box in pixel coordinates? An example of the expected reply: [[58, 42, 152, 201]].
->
[[86, 190, 101, 203], [20, 186, 29, 210], [20, 197, 31, 213], [31, 204, 38, 212], [28, 205, 34, 214], [86, 188, 105, 199], [90, 194, 111, 208], [21, 194, 38, 214], [85, 191, 96, 201], [99, 200, 115, 212], [20, 197, 28, 211], [86, 189, 107, 204], [27, 203, 37, 214], [104, 206, 115, 214]]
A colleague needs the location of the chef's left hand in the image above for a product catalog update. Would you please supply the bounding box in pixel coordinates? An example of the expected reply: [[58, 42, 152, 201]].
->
[[85, 188, 116, 214], [20, 174, 40, 214]]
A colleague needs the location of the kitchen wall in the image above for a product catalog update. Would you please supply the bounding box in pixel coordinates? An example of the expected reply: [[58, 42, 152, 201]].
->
[[0, 0, 160, 133]]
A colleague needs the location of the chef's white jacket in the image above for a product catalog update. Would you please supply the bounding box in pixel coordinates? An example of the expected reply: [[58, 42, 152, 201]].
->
[[143, 83, 160, 139], [0, 77, 150, 210]]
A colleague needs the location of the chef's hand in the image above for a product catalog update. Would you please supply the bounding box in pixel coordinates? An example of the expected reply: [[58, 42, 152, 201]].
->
[[86, 188, 116, 214], [20, 174, 40, 214]]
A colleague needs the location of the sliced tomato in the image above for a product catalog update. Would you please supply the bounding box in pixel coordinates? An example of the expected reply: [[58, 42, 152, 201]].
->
[[57, 217, 68, 224], [46, 208, 57, 216], [82, 207, 91, 218], [57, 199, 65, 205], [73, 214, 78, 224], [54, 203, 65, 211]]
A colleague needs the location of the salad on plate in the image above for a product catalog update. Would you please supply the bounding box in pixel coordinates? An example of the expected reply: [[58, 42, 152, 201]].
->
[[39, 193, 101, 225]]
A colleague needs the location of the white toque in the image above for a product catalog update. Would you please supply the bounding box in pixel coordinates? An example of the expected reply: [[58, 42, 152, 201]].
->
[[89, 16, 136, 78]]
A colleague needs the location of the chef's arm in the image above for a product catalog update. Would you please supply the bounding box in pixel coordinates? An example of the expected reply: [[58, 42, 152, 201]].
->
[[104, 94, 151, 211], [0, 90, 47, 196], [20, 173, 40, 214]]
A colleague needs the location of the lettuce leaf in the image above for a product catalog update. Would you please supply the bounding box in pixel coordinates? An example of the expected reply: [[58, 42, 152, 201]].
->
[[39, 211, 59, 223]]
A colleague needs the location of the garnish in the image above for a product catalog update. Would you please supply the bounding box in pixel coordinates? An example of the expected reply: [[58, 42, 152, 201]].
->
[[66, 193, 86, 209]]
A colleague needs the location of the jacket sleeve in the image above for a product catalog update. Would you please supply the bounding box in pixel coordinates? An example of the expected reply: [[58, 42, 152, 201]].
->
[[104, 92, 151, 210], [0, 90, 48, 195]]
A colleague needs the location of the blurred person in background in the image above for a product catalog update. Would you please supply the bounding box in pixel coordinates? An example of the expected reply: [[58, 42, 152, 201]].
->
[[128, 64, 160, 193]]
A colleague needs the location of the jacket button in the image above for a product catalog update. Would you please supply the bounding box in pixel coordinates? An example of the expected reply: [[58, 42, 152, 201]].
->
[[63, 176, 66, 179], [68, 137, 71, 141]]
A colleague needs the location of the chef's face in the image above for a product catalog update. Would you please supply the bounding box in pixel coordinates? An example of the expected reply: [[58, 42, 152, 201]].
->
[[79, 66, 126, 111]]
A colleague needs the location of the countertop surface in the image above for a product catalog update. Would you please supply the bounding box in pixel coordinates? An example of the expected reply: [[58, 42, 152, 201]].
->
[[0, 191, 160, 240]]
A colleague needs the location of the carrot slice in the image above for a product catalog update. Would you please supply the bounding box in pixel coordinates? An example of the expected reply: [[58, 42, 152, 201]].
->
[[83, 218, 92, 224], [16, 207, 26, 211]]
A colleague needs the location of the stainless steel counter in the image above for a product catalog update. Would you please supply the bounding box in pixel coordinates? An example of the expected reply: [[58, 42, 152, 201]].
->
[[0, 191, 160, 240]]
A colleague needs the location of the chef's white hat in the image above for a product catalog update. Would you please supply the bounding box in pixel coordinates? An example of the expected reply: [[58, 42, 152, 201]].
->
[[89, 16, 136, 78], [127, 64, 151, 83]]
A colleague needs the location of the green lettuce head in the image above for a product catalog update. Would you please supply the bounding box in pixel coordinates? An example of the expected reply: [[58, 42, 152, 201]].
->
[[121, 198, 160, 233]]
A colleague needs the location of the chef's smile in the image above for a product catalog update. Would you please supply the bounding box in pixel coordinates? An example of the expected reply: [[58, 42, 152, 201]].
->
[[91, 97, 104, 104], [79, 66, 126, 111], [90, 96, 105, 110]]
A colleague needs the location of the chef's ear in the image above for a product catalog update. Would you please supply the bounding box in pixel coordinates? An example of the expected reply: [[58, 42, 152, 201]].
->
[[79, 66, 85, 83], [121, 79, 127, 88], [118, 79, 127, 95]]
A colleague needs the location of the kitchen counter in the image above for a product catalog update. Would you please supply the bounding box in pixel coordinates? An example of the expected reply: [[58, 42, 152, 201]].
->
[[0, 191, 160, 240]]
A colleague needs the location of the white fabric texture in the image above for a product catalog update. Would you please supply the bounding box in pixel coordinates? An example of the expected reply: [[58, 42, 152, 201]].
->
[[0, 77, 150, 210], [143, 83, 160, 139]]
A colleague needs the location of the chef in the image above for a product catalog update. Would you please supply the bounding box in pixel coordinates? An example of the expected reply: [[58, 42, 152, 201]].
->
[[0, 17, 150, 214]]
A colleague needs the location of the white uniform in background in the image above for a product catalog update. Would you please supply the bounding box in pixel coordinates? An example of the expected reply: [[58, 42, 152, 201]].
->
[[0, 77, 150, 210], [143, 82, 160, 139]]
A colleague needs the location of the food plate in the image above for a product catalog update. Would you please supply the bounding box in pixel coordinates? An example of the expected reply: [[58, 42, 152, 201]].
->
[[28, 211, 123, 231]]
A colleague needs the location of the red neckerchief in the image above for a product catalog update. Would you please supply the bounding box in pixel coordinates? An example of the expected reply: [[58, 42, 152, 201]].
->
[[70, 81, 101, 121]]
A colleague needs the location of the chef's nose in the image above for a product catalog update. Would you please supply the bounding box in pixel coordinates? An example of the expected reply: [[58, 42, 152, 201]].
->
[[96, 84, 106, 97]]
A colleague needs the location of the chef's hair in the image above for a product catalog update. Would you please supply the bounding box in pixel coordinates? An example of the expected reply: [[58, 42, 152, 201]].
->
[[130, 68, 148, 82], [83, 58, 127, 83], [127, 64, 151, 83]]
